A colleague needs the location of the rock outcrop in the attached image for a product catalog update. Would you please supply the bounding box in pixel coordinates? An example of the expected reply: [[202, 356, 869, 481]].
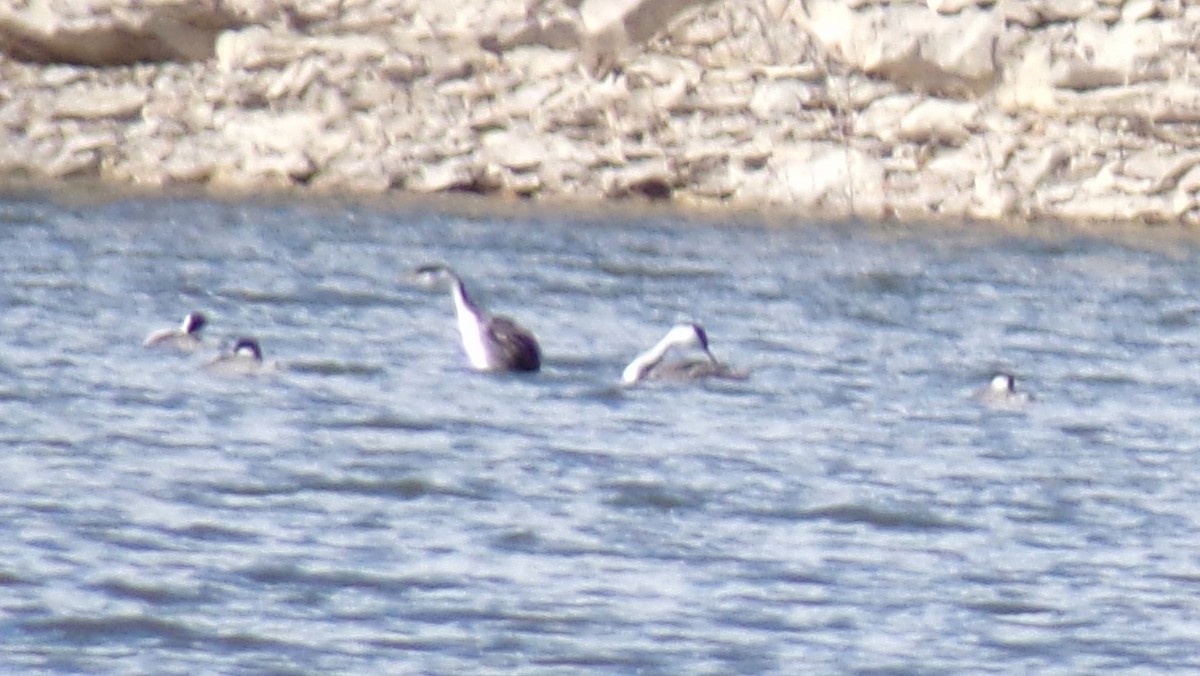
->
[[2, 0, 1199, 224]]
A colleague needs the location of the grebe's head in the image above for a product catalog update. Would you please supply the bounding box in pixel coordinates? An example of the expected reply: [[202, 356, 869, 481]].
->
[[990, 373, 1016, 393], [667, 323, 709, 350], [415, 263, 459, 284], [183, 312, 207, 335], [670, 323, 717, 364], [232, 337, 263, 361]]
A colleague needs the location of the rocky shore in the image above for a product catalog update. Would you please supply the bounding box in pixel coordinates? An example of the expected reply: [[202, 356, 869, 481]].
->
[[2, 0, 1199, 224]]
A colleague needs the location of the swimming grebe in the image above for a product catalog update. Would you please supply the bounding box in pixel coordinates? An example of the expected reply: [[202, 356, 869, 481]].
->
[[974, 372, 1031, 405], [416, 264, 541, 372], [204, 337, 271, 375], [621, 323, 742, 384], [144, 311, 207, 351]]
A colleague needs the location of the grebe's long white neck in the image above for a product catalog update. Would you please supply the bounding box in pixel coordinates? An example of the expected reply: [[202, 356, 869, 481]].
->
[[416, 263, 541, 372], [622, 323, 715, 384], [444, 273, 492, 370]]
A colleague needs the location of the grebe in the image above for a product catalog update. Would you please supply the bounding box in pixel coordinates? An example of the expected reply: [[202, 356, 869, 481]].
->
[[144, 311, 207, 351], [416, 264, 541, 372], [974, 372, 1031, 405], [621, 323, 742, 384], [204, 337, 272, 375]]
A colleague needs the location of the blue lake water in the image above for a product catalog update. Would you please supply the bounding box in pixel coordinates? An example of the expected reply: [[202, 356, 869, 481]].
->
[[4, 191, 1200, 673]]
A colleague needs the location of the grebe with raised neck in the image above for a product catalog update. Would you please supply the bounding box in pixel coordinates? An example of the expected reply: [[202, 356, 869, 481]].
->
[[144, 311, 207, 351], [974, 372, 1031, 406], [621, 323, 742, 384], [416, 264, 541, 373]]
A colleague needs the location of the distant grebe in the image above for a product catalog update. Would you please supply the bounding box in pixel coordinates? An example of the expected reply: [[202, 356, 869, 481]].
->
[[622, 323, 743, 384], [416, 264, 541, 373], [144, 311, 207, 351], [204, 337, 271, 375], [974, 372, 1031, 405]]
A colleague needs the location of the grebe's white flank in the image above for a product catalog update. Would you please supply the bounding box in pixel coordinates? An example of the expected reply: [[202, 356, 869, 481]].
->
[[417, 264, 541, 373]]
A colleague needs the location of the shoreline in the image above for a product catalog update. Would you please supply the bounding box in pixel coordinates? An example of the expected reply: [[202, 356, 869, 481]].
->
[[15, 178, 1200, 249], [3, 0, 1200, 227]]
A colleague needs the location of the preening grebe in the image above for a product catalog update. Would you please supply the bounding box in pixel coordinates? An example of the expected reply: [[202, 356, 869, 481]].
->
[[144, 311, 207, 351], [621, 323, 742, 384], [416, 264, 541, 372]]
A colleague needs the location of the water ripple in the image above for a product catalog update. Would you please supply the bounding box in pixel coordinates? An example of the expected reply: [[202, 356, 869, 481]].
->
[[6, 194, 1200, 673]]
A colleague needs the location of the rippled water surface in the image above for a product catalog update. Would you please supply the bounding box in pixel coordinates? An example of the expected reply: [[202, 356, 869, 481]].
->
[[5, 192, 1200, 673]]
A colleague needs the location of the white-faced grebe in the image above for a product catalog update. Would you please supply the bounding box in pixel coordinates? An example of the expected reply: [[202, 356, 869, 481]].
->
[[622, 323, 742, 384], [144, 311, 207, 351], [416, 264, 541, 373]]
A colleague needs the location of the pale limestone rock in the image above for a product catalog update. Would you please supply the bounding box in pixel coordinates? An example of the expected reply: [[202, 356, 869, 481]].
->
[[44, 147, 100, 178], [1032, 0, 1100, 23], [53, 85, 145, 119], [748, 80, 821, 120], [216, 27, 392, 72], [0, 0, 243, 65], [1121, 0, 1158, 22], [481, 129, 547, 172], [765, 143, 887, 219], [1052, 193, 1182, 223], [485, 10, 582, 52], [1041, 19, 1176, 90], [926, 0, 984, 14], [580, 0, 714, 45], [1015, 144, 1072, 192], [1119, 150, 1200, 194], [309, 157, 393, 194], [625, 53, 703, 87], [854, 94, 920, 143], [1176, 164, 1200, 195], [922, 146, 979, 192], [264, 58, 321, 101], [970, 170, 1019, 220], [62, 128, 119, 156], [602, 157, 674, 199], [38, 64, 86, 86], [218, 111, 326, 156], [796, 1, 1000, 96], [212, 150, 315, 189], [5, 0, 1200, 225], [579, 0, 716, 72], [897, 99, 978, 144], [161, 143, 218, 184], [502, 45, 577, 79], [410, 157, 489, 193], [1152, 82, 1200, 123]]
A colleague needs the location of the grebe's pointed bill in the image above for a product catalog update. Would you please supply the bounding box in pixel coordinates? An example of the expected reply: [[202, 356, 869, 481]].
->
[[621, 322, 741, 385], [974, 371, 1031, 406], [416, 262, 542, 373], [144, 310, 208, 350]]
